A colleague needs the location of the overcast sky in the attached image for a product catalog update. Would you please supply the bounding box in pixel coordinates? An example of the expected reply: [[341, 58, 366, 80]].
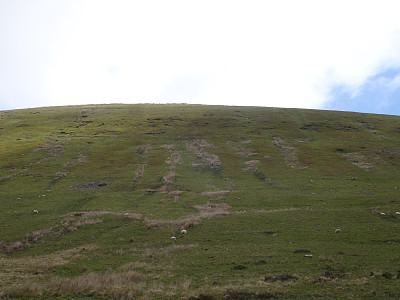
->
[[1, 0, 400, 115]]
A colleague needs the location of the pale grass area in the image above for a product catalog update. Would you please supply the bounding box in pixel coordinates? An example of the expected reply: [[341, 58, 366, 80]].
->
[[200, 190, 230, 197], [168, 190, 183, 202], [0, 244, 99, 289], [227, 141, 259, 157], [235, 207, 301, 214], [183, 278, 283, 299], [243, 160, 260, 172], [136, 144, 152, 155], [133, 144, 152, 187], [133, 164, 146, 185], [1, 249, 194, 299], [146, 202, 231, 230], [158, 144, 182, 194], [61, 211, 142, 232], [49, 270, 142, 298], [2, 226, 56, 253], [186, 139, 222, 171], [53, 153, 88, 181], [273, 137, 303, 169], [201, 190, 230, 201], [343, 152, 384, 171], [2, 211, 142, 254], [0, 137, 72, 182]]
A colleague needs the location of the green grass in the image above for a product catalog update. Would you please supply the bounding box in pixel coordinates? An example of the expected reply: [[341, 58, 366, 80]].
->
[[1, 104, 400, 299]]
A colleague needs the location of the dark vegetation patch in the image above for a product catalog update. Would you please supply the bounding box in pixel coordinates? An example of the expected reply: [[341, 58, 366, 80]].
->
[[294, 249, 311, 253], [188, 295, 216, 300], [264, 274, 298, 282], [76, 181, 107, 190], [300, 122, 359, 132], [232, 265, 247, 270], [263, 231, 276, 235], [224, 290, 276, 299]]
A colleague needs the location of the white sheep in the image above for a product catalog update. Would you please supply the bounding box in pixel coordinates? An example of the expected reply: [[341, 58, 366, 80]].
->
[[32, 209, 38, 214], [171, 236, 177, 241], [395, 212, 400, 215], [181, 229, 187, 234], [335, 229, 341, 233]]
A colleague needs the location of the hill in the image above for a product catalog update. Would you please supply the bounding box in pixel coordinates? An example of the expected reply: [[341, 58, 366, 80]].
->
[[1, 104, 400, 299]]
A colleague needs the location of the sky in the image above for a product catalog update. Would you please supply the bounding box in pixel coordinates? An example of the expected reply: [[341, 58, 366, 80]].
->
[[1, 0, 400, 115]]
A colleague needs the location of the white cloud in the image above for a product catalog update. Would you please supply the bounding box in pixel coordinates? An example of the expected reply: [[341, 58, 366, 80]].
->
[[1, 0, 400, 110]]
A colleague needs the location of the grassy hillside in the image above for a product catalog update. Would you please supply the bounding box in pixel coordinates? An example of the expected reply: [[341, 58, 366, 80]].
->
[[0, 104, 400, 299]]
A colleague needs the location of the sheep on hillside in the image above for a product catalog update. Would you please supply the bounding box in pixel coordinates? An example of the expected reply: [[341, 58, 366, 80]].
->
[[181, 229, 187, 234]]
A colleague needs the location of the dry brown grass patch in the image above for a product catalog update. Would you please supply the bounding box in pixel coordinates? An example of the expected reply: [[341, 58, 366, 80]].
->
[[0, 245, 98, 287], [49, 270, 142, 297], [2, 227, 55, 254]]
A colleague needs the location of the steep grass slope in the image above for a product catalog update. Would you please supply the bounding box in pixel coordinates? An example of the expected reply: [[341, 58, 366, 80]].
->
[[1, 104, 400, 299]]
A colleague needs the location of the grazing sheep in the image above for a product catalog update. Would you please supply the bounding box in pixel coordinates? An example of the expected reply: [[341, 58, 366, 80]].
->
[[17, 197, 21, 200], [335, 229, 341, 233], [171, 236, 177, 241], [380, 212, 385, 216], [32, 209, 39, 214], [395, 212, 400, 215], [181, 229, 187, 234]]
